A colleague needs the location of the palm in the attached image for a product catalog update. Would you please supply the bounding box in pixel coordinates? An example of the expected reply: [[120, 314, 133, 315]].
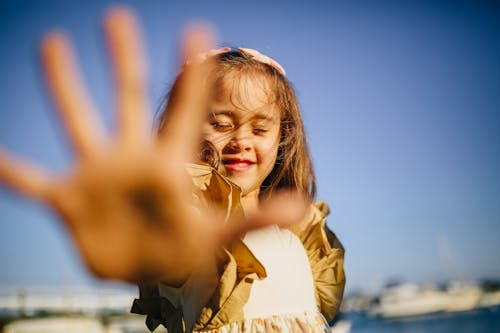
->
[[52, 149, 200, 282], [0, 8, 305, 284]]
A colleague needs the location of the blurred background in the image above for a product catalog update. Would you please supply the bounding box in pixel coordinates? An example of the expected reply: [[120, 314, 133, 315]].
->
[[0, 0, 499, 332]]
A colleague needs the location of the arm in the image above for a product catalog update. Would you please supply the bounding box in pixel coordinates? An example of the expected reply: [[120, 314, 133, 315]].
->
[[0, 8, 307, 285]]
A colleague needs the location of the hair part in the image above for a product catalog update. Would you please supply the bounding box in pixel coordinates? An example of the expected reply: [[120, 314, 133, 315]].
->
[[158, 50, 316, 200]]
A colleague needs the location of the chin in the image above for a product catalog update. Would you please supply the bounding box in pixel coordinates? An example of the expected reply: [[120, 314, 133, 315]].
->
[[230, 180, 255, 197]]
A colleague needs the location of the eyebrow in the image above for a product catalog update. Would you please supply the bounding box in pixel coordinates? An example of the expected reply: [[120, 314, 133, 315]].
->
[[211, 110, 233, 117], [211, 110, 276, 122], [252, 114, 275, 121]]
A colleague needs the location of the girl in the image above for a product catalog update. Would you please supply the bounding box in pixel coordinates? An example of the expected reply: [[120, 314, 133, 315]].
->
[[0, 8, 345, 333]]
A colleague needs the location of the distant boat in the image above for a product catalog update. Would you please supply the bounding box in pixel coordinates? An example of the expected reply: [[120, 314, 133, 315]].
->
[[370, 282, 482, 319], [331, 319, 351, 333]]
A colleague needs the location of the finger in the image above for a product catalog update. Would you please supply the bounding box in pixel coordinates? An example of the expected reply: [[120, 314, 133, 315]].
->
[[0, 148, 54, 201], [158, 25, 215, 162], [41, 32, 105, 157], [206, 46, 231, 58], [104, 7, 149, 146], [183, 46, 231, 67], [221, 191, 309, 245]]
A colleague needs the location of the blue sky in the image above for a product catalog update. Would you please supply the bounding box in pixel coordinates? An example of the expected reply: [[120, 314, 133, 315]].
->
[[0, 0, 499, 294]]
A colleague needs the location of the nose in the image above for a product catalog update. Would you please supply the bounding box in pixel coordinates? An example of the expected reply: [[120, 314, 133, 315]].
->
[[223, 128, 252, 153]]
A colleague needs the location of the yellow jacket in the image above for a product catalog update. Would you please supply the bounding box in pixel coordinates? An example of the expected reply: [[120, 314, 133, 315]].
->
[[131, 164, 345, 332]]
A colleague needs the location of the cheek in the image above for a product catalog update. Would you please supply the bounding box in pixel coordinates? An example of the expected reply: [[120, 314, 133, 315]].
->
[[257, 136, 280, 167]]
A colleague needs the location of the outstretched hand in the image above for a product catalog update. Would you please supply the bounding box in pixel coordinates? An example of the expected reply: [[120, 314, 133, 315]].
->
[[0, 8, 307, 284]]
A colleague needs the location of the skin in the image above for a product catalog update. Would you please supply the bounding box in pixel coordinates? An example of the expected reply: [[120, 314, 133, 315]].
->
[[203, 74, 281, 213], [0, 7, 307, 284]]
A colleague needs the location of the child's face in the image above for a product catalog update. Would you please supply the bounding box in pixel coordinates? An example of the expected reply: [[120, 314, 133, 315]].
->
[[202, 74, 281, 197]]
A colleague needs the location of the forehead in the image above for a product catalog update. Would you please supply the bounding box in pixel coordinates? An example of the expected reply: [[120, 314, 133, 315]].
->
[[211, 71, 279, 120]]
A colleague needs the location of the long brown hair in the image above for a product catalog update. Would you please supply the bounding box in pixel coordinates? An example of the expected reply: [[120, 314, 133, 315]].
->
[[158, 50, 316, 200]]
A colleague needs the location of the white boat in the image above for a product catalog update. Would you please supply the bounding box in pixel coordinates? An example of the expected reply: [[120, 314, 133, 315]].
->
[[330, 319, 351, 333], [370, 282, 482, 319]]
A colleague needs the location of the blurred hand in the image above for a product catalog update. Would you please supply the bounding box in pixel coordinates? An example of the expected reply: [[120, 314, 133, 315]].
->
[[0, 7, 306, 284]]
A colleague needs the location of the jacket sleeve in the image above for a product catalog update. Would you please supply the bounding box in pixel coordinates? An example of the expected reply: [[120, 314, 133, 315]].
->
[[290, 201, 346, 322]]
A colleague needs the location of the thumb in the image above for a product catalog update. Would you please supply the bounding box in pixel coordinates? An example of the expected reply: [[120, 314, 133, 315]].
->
[[221, 191, 309, 245]]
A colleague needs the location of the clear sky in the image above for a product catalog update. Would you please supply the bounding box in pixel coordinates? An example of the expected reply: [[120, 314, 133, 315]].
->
[[0, 0, 499, 294]]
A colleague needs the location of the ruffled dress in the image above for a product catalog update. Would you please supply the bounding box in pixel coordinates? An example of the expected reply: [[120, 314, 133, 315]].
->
[[131, 164, 345, 333]]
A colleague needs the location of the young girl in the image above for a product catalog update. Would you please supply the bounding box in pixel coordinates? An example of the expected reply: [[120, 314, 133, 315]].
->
[[0, 8, 344, 333]]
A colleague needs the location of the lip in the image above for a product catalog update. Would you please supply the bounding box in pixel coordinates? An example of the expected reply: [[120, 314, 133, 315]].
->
[[222, 158, 255, 172]]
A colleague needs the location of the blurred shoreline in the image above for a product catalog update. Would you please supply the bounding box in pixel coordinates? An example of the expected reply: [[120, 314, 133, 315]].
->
[[1, 279, 500, 332]]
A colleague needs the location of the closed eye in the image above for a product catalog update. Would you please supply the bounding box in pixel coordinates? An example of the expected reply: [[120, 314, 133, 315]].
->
[[253, 128, 268, 134], [211, 122, 234, 132]]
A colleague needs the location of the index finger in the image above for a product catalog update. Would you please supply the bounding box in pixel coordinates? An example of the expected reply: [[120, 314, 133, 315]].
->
[[157, 25, 215, 162]]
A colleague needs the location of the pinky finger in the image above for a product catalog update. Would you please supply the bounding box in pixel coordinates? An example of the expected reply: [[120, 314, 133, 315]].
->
[[0, 149, 54, 201]]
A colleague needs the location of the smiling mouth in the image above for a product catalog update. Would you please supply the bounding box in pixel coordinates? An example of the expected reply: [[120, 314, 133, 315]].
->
[[222, 159, 255, 172]]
